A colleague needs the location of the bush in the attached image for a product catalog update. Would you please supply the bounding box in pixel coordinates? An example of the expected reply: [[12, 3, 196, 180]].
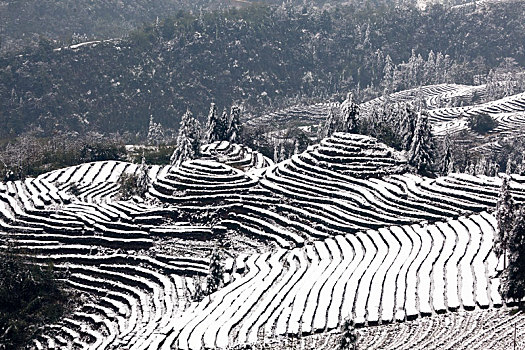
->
[[118, 173, 140, 200], [0, 245, 75, 349], [339, 318, 358, 350], [467, 113, 498, 134]]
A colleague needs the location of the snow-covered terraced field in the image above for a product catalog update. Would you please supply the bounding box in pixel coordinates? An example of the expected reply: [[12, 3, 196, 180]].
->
[[361, 84, 481, 112], [150, 159, 261, 204], [246, 102, 340, 126], [2, 135, 525, 349], [158, 212, 510, 349], [493, 111, 525, 134], [247, 83, 524, 138], [361, 84, 525, 136], [279, 307, 525, 350], [429, 92, 525, 135], [200, 141, 273, 171]]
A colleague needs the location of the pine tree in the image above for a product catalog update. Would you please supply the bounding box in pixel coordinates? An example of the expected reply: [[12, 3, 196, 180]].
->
[[408, 49, 418, 83], [278, 141, 286, 162], [475, 157, 488, 176], [171, 109, 199, 166], [217, 108, 230, 141], [316, 121, 324, 142], [147, 115, 165, 146], [519, 154, 525, 176], [408, 111, 435, 176], [340, 93, 359, 133], [188, 112, 202, 157], [500, 208, 525, 302], [381, 54, 394, 95], [205, 103, 219, 143], [495, 175, 515, 268], [147, 115, 155, 144], [228, 105, 242, 143], [206, 248, 224, 295], [322, 108, 338, 139], [400, 104, 418, 150], [440, 134, 454, 175], [423, 50, 436, 85], [506, 158, 514, 175], [136, 155, 150, 197]]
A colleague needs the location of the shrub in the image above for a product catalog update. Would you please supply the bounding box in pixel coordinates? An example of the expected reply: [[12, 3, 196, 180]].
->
[[118, 173, 140, 200], [0, 245, 75, 349], [467, 113, 498, 134], [339, 318, 358, 350], [206, 248, 224, 295]]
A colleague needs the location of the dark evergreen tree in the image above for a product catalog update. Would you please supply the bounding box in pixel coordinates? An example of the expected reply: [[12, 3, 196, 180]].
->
[[206, 248, 224, 295], [205, 103, 219, 143], [400, 104, 418, 151], [500, 208, 525, 302], [321, 108, 338, 139], [136, 155, 150, 197], [495, 175, 515, 268], [217, 108, 230, 141], [440, 133, 454, 175], [340, 92, 359, 133], [408, 111, 435, 176], [228, 105, 242, 143]]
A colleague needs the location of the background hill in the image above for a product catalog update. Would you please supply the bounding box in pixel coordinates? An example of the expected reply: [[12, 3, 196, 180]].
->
[[1, 0, 524, 141]]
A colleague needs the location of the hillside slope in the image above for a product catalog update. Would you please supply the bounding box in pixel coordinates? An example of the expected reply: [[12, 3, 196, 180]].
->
[[1, 134, 525, 348]]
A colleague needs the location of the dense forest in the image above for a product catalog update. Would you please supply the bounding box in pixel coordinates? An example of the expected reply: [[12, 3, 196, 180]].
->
[[1, 0, 524, 141], [0, 0, 480, 53], [0, 0, 229, 53]]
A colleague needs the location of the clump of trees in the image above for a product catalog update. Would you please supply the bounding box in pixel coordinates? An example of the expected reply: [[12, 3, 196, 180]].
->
[[205, 103, 244, 144], [0, 131, 126, 181], [494, 176, 525, 304], [500, 208, 525, 303], [318, 93, 360, 140], [432, 131, 525, 177], [0, 244, 76, 349], [358, 102, 418, 151], [147, 115, 165, 146], [170, 103, 244, 166]]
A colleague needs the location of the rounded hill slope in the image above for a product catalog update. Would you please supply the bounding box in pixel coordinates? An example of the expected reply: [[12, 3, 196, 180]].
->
[[302, 133, 408, 178]]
